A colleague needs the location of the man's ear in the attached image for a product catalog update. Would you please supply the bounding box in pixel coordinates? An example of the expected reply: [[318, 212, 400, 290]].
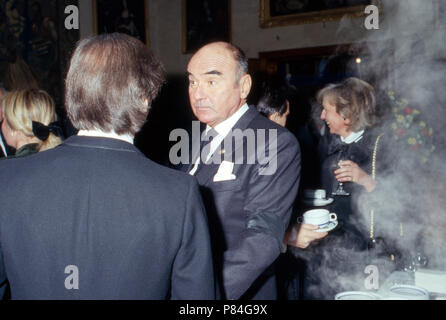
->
[[239, 74, 252, 100]]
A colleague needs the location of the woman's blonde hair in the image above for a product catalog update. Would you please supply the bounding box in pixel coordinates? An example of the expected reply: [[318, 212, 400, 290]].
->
[[1, 89, 62, 151], [317, 77, 376, 132]]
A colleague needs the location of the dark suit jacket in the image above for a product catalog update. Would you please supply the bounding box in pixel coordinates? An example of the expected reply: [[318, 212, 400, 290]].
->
[[0, 135, 215, 299], [189, 106, 301, 299]]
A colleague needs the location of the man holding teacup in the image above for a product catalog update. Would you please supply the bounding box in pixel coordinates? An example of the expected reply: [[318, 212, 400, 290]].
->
[[283, 189, 331, 248], [283, 212, 329, 249]]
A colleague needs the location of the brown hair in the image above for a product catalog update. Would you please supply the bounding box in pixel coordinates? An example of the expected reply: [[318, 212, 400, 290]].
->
[[1, 89, 62, 151], [65, 33, 164, 136], [317, 77, 376, 132]]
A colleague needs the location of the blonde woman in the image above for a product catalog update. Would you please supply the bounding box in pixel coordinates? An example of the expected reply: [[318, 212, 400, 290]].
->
[[1, 89, 62, 158]]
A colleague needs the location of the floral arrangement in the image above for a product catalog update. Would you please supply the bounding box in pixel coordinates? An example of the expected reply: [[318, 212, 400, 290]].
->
[[388, 91, 435, 164]]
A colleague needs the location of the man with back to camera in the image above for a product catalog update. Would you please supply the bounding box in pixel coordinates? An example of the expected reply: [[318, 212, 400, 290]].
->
[[186, 42, 324, 299], [0, 33, 215, 299]]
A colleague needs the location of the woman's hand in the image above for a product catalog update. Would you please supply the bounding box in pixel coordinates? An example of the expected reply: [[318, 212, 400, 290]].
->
[[335, 160, 376, 192], [284, 223, 328, 249]]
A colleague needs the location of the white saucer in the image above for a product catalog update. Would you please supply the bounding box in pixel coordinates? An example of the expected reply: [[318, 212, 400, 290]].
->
[[335, 291, 382, 300], [303, 197, 334, 206], [315, 220, 338, 232]]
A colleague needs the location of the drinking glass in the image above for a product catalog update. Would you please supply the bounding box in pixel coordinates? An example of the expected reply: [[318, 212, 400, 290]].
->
[[331, 151, 350, 196]]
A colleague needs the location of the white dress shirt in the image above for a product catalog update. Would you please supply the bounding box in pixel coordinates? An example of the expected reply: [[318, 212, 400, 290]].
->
[[77, 129, 134, 144], [189, 103, 249, 175]]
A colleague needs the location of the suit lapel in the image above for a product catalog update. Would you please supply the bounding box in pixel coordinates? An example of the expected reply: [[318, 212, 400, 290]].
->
[[193, 106, 258, 186]]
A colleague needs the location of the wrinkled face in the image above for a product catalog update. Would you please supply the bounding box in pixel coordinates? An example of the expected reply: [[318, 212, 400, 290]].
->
[[320, 98, 350, 137], [187, 44, 250, 127]]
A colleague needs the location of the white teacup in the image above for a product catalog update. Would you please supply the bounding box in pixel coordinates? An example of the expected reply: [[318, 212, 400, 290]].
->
[[304, 189, 326, 200], [299, 209, 337, 228]]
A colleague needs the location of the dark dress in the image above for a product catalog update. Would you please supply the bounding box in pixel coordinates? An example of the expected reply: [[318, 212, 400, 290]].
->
[[296, 129, 395, 299], [1, 143, 38, 160]]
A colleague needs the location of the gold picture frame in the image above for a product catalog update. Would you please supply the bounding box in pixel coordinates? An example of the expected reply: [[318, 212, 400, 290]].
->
[[260, 0, 380, 28], [93, 0, 150, 46], [182, 0, 231, 54]]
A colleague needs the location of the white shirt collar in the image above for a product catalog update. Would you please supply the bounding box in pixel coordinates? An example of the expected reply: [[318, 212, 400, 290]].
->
[[341, 130, 364, 144], [206, 103, 249, 137], [77, 129, 134, 144]]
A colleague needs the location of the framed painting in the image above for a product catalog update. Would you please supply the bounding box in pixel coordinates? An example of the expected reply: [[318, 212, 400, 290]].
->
[[260, 0, 380, 28], [93, 0, 149, 45], [182, 0, 231, 54], [0, 0, 79, 105]]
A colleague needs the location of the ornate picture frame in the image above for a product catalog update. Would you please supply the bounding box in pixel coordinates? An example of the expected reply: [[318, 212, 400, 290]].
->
[[182, 0, 231, 54], [260, 0, 380, 28], [93, 0, 149, 45]]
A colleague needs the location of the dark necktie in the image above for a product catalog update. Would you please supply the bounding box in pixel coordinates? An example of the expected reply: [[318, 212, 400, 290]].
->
[[199, 128, 218, 164]]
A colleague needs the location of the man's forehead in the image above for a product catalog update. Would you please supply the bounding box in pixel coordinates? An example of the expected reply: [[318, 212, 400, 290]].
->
[[188, 46, 236, 75]]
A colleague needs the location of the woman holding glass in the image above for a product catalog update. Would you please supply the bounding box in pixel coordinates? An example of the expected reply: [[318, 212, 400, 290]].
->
[[319, 78, 379, 196], [296, 77, 394, 299]]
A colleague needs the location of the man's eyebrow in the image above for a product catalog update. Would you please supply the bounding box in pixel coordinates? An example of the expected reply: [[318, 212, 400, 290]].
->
[[203, 70, 223, 76], [186, 70, 223, 77]]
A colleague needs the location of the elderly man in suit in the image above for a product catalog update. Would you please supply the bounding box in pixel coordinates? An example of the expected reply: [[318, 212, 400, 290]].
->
[[186, 42, 302, 299], [0, 33, 215, 299]]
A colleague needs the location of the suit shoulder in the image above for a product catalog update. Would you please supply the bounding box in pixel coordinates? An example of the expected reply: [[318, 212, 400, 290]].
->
[[249, 112, 299, 145], [145, 159, 198, 188]]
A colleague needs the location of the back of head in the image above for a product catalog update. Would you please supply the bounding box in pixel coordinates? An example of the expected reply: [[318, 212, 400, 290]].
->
[[65, 33, 164, 136], [317, 77, 376, 132], [256, 79, 288, 117], [1, 89, 62, 151]]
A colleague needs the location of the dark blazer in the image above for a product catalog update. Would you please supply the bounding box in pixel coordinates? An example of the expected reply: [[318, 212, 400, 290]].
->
[[189, 106, 301, 300], [0, 135, 215, 299]]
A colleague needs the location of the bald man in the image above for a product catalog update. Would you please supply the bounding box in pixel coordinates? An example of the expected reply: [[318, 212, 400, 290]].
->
[[186, 42, 301, 299]]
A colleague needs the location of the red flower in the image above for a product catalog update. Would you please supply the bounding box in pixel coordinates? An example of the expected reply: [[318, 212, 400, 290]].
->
[[410, 143, 419, 151], [422, 128, 430, 136], [395, 128, 406, 138], [403, 106, 414, 114]]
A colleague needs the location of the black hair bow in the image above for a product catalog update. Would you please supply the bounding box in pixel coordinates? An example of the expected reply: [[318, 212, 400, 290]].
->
[[32, 121, 63, 141]]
